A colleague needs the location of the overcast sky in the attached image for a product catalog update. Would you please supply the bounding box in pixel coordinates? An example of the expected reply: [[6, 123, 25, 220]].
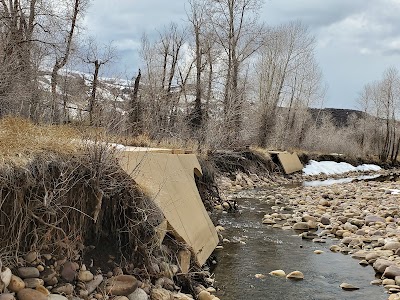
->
[[83, 0, 400, 110]]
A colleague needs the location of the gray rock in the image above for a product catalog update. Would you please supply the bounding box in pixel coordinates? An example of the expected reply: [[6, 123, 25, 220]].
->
[[106, 275, 139, 296], [23, 278, 44, 288], [41, 268, 57, 283], [18, 267, 39, 279], [384, 242, 400, 251], [0, 294, 15, 300], [17, 288, 48, 300], [383, 265, 400, 279], [61, 262, 77, 282], [365, 215, 385, 225], [86, 274, 103, 294], [320, 215, 331, 225], [24, 251, 38, 264], [48, 295, 69, 300], [128, 288, 149, 300], [52, 283, 74, 295], [373, 258, 395, 273]]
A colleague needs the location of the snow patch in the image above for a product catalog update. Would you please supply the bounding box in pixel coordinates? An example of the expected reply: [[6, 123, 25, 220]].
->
[[303, 160, 381, 176]]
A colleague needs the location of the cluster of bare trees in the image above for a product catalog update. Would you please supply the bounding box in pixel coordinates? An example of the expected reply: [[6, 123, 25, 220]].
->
[[5, 0, 397, 161], [133, 0, 325, 150], [357, 67, 400, 162], [0, 0, 118, 124]]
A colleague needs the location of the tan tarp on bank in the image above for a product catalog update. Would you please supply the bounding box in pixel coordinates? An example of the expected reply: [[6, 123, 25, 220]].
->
[[118, 148, 219, 266], [268, 151, 303, 174]]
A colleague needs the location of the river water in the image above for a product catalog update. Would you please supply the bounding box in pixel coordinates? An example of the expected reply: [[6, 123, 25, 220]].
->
[[212, 188, 387, 300]]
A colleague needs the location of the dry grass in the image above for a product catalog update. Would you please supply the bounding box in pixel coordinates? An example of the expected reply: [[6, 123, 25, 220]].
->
[[0, 117, 80, 163]]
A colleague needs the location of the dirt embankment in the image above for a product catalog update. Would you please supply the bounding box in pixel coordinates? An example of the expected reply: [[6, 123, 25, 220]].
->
[[0, 118, 215, 300]]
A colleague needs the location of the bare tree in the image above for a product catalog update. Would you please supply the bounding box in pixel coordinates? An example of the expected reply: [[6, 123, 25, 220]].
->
[[50, 0, 86, 124], [82, 40, 115, 126], [207, 0, 264, 144]]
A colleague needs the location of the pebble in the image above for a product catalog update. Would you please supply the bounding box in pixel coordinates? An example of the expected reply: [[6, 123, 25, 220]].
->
[[7, 275, 25, 292], [18, 267, 39, 279], [340, 282, 359, 291], [197, 290, 213, 300], [127, 288, 149, 300], [269, 270, 286, 277], [314, 250, 324, 254], [254, 274, 266, 279], [0, 294, 15, 300], [17, 288, 48, 300], [0, 267, 12, 289], [52, 283, 74, 295], [78, 270, 94, 282], [286, 271, 304, 280], [61, 261, 77, 282], [23, 278, 44, 288], [106, 275, 139, 296], [24, 251, 38, 263]]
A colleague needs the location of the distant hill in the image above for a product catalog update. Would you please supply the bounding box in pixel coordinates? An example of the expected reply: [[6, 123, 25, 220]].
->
[[309, 108, 366, 127]]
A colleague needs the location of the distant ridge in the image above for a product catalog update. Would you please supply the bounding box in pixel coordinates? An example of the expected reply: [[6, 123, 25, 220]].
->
[[309, 107, 366, 127]]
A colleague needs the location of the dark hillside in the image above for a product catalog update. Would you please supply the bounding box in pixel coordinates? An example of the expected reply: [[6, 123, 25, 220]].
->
[[309, 108, 367, 127]]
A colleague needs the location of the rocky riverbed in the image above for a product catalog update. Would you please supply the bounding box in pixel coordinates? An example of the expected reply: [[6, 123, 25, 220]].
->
[[208, 167, 400, 299], [257, 178, 400, 299]]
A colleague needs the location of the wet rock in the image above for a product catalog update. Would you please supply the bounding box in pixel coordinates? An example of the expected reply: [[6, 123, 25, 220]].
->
[[23, 278, 44, 288], [370, 279, 382, 285], [17, 288, 48, 300], [61, 261, 77, 282], [384, 265, 400, 279], [292, 222, 309, 231], [340, 283, 359, 291], [329, 245, 341, 252], [262, 218, 276, 225], [359, 260, 369, 266], [8, 275, 25, 293], [18, 267, 39, 279], [106, 275, 139, 296], [269, 270, 286, 277], [128, 288, 149, 300], [286, 271, 304, 280]]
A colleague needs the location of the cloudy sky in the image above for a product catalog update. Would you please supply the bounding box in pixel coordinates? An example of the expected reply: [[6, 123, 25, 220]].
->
[[83, 0, 400, 109]]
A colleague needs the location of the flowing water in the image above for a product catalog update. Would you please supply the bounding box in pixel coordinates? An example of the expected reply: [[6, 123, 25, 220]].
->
[[212, 188, 387, 300]]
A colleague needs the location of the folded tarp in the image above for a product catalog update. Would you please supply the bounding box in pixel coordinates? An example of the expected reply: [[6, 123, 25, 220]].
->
[[118, 149, 219, 266]]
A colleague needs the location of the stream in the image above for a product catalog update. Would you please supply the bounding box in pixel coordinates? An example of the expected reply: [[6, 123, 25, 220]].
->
[[212, 186, 387, 300]]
